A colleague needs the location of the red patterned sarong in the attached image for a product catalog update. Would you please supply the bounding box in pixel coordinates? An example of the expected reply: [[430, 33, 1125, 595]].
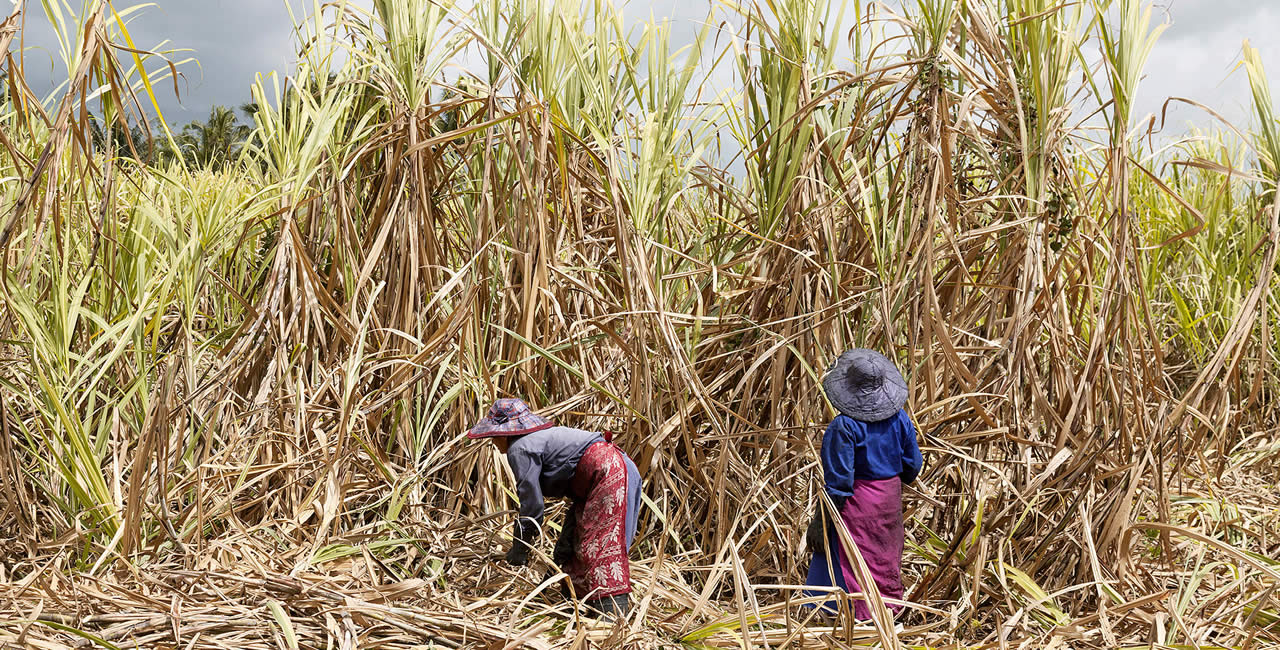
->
[[566, 441, 631, 599]]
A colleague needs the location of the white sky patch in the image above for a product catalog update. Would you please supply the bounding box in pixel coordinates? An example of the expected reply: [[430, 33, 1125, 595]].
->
[[12, 0, 1280, 137], [1136, 2, 1280, 132]]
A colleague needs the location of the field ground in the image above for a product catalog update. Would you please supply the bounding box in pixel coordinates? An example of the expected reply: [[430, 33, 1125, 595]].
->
[[3, 436, 1277, 648]]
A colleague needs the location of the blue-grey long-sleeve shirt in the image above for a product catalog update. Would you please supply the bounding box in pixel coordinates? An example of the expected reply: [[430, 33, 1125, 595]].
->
[[821, 410, 923, 502], [504, 426, 642, 549], [506, 426, 603, 534]]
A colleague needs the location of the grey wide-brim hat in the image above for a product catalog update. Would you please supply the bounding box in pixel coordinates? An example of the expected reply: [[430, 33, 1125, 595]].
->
[[821, 349, 908, 422]]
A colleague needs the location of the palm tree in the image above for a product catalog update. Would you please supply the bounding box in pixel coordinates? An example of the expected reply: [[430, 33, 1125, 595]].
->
[[88, 113, 169, 165], [174, 105, 252, 169]]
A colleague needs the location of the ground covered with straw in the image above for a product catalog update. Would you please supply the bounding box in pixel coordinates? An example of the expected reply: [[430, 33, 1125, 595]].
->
[[1, 0, 1279, 647], [3, 472, 1278, 648]]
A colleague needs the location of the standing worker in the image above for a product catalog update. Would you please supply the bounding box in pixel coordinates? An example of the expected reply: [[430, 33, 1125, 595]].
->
[[469, 398, 642, 618], [806, 349, 924, 621]]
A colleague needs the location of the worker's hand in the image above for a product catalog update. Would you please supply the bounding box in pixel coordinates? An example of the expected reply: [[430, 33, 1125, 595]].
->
[[806, 497, 849, 555], [805, 512, 826, 555], [553, 509, 577, 566], [505, 543, 531, 567], [506, 519, 538, 567], [552, 541, 574, 566]]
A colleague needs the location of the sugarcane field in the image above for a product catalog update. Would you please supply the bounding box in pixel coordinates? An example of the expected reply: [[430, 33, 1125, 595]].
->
[[1, 0, 1278, 648]]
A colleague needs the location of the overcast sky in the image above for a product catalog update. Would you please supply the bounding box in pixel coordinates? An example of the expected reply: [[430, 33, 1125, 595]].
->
[[14, 0, 1280, 135]]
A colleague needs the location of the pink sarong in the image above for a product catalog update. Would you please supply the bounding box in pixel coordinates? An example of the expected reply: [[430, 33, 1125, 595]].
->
[[805, 477, 905, 620]]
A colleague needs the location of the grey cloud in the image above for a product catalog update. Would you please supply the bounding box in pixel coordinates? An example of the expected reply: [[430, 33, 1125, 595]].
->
[[15, 0, 1279, 135], [1138, 3, 1280, 131], [20, 0, 301, 122]]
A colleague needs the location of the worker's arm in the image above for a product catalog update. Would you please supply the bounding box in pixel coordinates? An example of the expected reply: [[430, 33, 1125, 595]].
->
[[820, 418, 856, 501], [809, 418, 853, 554], [553, 507, 578, 566], [899, 412, 923, 485], [505, 447, 545, 566]]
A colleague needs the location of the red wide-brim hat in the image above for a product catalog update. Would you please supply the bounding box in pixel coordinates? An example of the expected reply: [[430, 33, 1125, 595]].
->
[[467, 398, 555, 439]]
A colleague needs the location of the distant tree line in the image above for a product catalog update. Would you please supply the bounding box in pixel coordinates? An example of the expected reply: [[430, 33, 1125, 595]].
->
[[88, 103, 255, 169], [85, 75, 467, 170]]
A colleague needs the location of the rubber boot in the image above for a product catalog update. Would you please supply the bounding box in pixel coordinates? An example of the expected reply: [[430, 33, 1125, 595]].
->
[[585, 593, 631, 620]]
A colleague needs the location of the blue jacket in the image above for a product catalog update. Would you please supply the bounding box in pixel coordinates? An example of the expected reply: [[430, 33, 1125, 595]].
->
[[821, 410, 923, 502]]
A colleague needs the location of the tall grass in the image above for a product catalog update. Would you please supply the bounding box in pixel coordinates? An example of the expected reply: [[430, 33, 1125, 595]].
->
[[1, 0, 1277, 646]]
